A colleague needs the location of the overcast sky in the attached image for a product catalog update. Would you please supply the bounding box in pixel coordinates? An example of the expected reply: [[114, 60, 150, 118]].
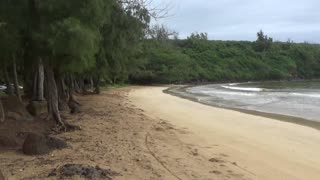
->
[[153, 0, 320, 43]]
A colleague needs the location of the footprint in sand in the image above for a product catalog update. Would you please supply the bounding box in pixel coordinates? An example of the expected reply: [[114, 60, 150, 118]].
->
[[208, 157, 225, 163], [209, 170, 222, 175]]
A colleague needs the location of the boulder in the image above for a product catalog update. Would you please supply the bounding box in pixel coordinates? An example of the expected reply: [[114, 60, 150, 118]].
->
[[22, 133, 67, 155], [26, 101, 47, 116], [68, 102, 81, 114]]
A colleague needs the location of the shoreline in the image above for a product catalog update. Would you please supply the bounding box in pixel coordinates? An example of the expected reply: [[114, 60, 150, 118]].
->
[[164, 85, 320, 131], [130, 86, 320, 180]]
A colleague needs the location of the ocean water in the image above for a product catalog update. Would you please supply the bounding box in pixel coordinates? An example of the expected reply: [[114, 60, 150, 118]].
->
[[182, 81, 320, 122]]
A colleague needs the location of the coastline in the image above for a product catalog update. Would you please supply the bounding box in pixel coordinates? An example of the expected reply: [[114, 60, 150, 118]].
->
[[164, 85, 320, 131], [130, 86, 320, 180], [3, 86, 320, 179]]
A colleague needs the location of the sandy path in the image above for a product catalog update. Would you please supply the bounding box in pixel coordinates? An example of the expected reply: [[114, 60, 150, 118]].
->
[[130, 86, 320, 180]]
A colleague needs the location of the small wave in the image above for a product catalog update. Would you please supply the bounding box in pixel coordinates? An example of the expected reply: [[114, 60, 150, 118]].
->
[[228, 83, 240, 86], [222, 85, 264, 92], [199, 90, 256, 96], [290, 93, 320, 98]]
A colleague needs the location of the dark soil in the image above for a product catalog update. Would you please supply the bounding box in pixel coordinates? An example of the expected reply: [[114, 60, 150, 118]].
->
[[48, 164, 120, 180]]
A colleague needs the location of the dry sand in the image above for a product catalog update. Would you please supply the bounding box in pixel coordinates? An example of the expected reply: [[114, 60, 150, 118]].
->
[[1, 87, 248, 180], [130, 86, 320, 180]]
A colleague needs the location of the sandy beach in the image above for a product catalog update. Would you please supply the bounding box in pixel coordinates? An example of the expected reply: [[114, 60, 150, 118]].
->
[[1, 86, 320, 179], [130, 86, 320, 180], [1, 87, 249, 180]]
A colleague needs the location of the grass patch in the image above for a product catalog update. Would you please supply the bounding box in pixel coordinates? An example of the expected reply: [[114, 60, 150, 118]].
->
[[0, 91, 6, 97], [101, 84, 128, 91]]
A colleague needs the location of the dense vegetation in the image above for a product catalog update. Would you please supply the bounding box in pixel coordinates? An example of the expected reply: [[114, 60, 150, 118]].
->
[[0, 0, 152, 127], [130, 30, 320, 84]]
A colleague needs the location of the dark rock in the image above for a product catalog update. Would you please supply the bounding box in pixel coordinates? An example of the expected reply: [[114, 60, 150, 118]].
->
[[68, 102, 81, 114], [46, 136, 68, 150], [26, 101, 47, 116], [49, 164, 119, 179], [48, 169, 57, 177], [22, 133, 67, 155], [22, 133, 49, 155]]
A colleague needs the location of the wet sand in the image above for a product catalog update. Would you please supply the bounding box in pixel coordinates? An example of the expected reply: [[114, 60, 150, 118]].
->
[[130, 86, 320, 180]]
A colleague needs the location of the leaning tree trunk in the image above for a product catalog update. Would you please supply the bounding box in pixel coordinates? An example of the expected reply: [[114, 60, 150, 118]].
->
[[32, 58, 45, 101], [45, 66, 65, 128], [3, 67, 14, 95], [0, 99, 4, 123], [12, 57, 22, 102]]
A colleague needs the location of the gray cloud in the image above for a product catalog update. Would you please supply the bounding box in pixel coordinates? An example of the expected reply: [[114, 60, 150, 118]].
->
[[153, 0, 320, 43]]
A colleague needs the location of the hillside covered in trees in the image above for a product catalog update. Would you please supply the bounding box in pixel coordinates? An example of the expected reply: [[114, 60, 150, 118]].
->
[[130, 29, 320, 84]]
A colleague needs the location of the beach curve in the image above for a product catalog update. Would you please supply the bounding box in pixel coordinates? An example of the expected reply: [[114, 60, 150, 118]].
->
[[130, 86, 320, 180]]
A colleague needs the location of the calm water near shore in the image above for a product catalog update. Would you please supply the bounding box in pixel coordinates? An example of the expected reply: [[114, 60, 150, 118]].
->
[[172, 81, 320, 122]]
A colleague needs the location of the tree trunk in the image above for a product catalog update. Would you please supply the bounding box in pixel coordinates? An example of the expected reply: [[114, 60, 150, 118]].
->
[[3, 67, 13, 95], [79, 79, 86, 93], [57, 75, 69, 111], [32, 58, 45, 101], [66, 75, 80, 105], [0, 99, 4, 123], [45, 66, 65, 128], [66, 75, 81, 114], [74, 79, 81, 93], [12, 57, 22, 102], [93, 76, 101, 94], [37, 59, 45, 100], [90, 77, 94, 90]]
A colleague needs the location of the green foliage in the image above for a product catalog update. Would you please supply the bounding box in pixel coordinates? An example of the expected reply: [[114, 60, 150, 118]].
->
[[49, 17, 100, 73], [255, 30, 273, 52], [1, 0, 320, 90], [131, 32, 320, 84], [0, 0, 149, 86], [98, 1, 149, 83], [0, 91, 6, 97]]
